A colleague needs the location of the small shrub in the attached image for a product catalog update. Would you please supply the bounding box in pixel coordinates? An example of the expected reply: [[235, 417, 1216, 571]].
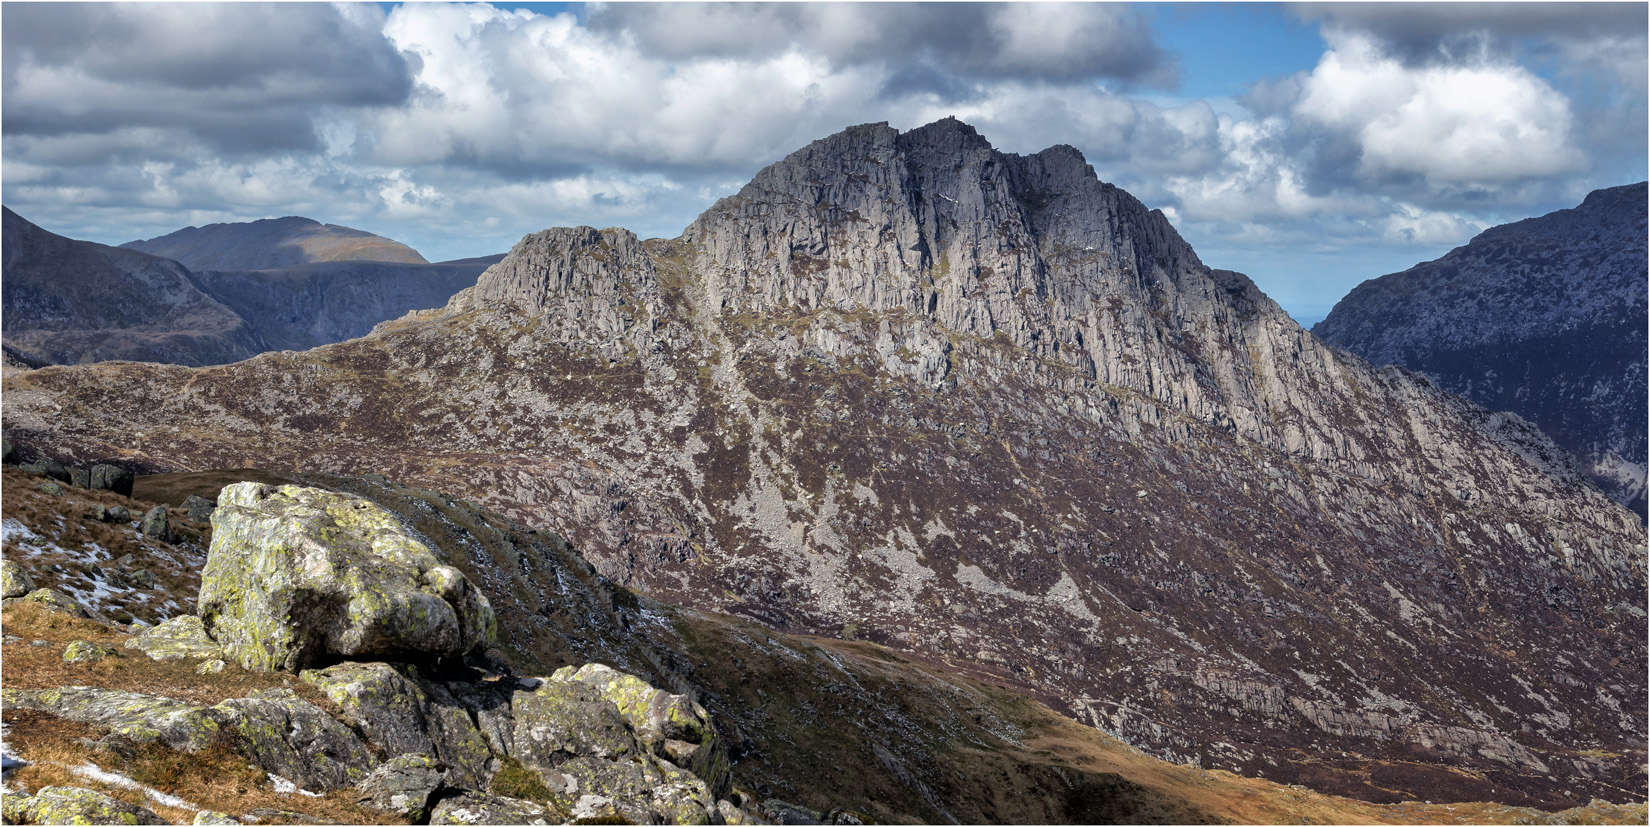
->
[[490, 757, 553, 802]]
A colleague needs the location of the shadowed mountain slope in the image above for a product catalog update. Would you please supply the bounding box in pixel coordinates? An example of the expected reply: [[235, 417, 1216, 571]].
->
[[4, 120, 1644, 809], [3, 209, 496, 364], [1315, 183, 1648, 517], [1, 207, 269, 366], [122, 215, 427, 271], [191, 255, 503, 352]]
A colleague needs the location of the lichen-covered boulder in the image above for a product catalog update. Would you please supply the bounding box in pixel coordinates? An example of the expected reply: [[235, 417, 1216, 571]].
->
[[69, 467, 91, 489], [63, 639, 114, 663], [299, 661, 493, 790], [123, 614, 225, 661], [555, 663, 731, 798], [356, 753, 447, 821], [200, 483, 496, 672], [91, 464, 135, 497], [0, 785, 168, 825], [1, 559, 36, 598], [507, 668, 723, 824], [428, 791, 553, 825], [35, 481, 65, 496], [192, 811, 240, 825], [8, 587, 93, 618], [92, 504, 133, 524], [139, 505, 170, 540], [180, 494, 217, 523]]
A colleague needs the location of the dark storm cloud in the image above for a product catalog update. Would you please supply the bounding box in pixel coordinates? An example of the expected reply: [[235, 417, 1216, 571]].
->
[[2, 2, 412, 154], [1292, 2, 1646, 64], [586, 2, 1178, 89]]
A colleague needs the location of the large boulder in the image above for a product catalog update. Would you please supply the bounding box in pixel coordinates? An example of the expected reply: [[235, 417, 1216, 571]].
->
[[90, 464, 135, 497], [507, 668, 726, 824], [1, 559, 35, 598], [356, 753, 447, 821], [428, 791, 553, 825], [556, 663, 731, 799], [300, 661, 493, 790], [139, 505, 170, 541], [199, 483, 496, 672]]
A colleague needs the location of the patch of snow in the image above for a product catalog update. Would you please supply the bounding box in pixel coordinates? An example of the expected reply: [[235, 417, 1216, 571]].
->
[[267, 773, 322, 797], [1, 519, 40, 543], [72, 762, 196, 810]]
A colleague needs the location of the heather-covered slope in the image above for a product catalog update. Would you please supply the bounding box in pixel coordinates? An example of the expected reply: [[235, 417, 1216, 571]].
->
[[1315, 183, 1648, 516], [5, 120, 1644, 809], [1, 207, 269, 366], [122, 216, 427, 271]]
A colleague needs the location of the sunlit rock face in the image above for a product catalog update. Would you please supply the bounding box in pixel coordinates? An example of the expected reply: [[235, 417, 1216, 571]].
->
[[6, 119, 1645, 808]]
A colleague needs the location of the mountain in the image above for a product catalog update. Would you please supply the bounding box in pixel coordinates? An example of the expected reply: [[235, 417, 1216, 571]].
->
[[3, 119, 1644, 809], [3, 209, 497, 364], [190, 255, 504, 352], [1314, 184, 1648, 516], [1, 207, 270, 366], [122, 215, 427, 271]]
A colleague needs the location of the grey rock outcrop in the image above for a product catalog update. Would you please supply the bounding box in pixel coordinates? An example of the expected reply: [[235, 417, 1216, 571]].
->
[[356, 753, 447, 821], [200, 483, 496, 672], [1316, 183, 1649, 517], [428, 791, 553, 825], [0, 685, 373, 791], [139, 505, 170, 540], [124, 614, 225, 661]]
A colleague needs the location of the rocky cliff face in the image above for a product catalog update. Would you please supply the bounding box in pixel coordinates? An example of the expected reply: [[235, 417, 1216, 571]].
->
[[1, 207, 270, 367], [4, 120, 1644, 809], [1314, 183, 1648, 517], [122, 216, 427, 271]]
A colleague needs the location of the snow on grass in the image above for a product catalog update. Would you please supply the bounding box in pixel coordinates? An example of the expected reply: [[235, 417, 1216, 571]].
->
[[267, 773, 322, 797], [71, 762, 198, 810], [2, 518, 40, 543]]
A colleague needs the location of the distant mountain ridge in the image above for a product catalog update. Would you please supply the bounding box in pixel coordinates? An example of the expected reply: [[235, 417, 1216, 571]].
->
[[1, 206, 269, 366], [2, 209, 495, 365], [1314, 183, 1648, 516], [122, 215, 428, 271]]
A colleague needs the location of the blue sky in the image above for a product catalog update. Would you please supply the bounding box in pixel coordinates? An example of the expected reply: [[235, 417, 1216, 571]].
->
[[5, 2, 1645, 325]]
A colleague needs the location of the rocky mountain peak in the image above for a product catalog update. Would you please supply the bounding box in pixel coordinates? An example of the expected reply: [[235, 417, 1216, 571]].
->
[[675, 118, 1211, 355]]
